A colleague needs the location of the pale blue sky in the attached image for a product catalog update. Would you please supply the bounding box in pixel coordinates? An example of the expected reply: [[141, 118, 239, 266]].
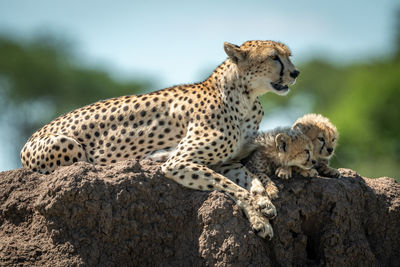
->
[[0, 0, 398, 87], [0, 0, 398, 171]]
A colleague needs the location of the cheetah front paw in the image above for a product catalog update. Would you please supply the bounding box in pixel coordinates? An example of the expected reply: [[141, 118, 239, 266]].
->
[[253, 195, 277, 219], [249, 213, 274, 239], [276, 167, 292, 179]]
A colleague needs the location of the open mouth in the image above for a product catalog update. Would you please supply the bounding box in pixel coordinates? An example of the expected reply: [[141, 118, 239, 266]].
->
[[271, 82, 289, 91]]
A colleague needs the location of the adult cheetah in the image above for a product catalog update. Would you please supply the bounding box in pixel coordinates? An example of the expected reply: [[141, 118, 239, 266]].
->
[[21, 40, 299, 238]]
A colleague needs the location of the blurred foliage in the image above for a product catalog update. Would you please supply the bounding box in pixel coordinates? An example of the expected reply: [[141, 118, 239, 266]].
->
[[0, 34, 151, 166]]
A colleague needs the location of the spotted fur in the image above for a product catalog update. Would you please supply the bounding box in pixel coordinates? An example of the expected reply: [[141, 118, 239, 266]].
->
[[245, 127, 316, 179], [217, 127, 316, 197], [293, 113, 340, 178], [21, 40, 299, 239]]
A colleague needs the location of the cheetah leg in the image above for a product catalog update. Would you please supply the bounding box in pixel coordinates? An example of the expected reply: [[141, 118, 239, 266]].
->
[[215, 163, 279, 200], [209, 162, 277, 219], [162, 159, 275, 239], [257, 173, 279, 200], [20, 134, 88, 174]]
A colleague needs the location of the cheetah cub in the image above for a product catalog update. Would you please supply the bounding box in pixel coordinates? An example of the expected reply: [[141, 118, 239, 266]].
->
[[245, 127, 317, 180], [293, 113, 340, 178]]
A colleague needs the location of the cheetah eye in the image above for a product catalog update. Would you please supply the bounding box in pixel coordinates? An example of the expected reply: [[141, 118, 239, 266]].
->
[[271, 55, 279, 61], [318, 137, 325, 142], [305, 149, 310, 161]]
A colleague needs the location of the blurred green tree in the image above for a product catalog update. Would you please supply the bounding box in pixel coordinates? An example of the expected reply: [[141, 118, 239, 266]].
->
[[0, 34, 152, 168]]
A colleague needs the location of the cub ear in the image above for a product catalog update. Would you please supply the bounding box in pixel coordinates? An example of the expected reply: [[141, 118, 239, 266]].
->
[[276, 133, 290, 152], [224, 42, 247, 64], [293, 123, 311, 134]]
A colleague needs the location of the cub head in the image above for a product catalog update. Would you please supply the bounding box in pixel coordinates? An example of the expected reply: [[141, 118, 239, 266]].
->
[[275, 130, 316, 170], [224, 40, 299, 96], [293, 114, 338, 160]]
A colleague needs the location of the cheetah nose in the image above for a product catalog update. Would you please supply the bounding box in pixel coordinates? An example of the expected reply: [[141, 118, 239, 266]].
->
[[290, 70, 300, 78], [327, 148, 333, 154], [312, 160, 316, 164]]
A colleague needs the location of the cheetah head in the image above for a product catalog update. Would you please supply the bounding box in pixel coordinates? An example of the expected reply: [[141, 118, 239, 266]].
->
[[275, 131, 316, 170], [224, 40, 299, 96], [293, 114, 339, 161]]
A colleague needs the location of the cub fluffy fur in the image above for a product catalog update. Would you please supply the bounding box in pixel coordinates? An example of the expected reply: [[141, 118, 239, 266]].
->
[[244, 127, 317, 180], [293, 113, 340, 178]]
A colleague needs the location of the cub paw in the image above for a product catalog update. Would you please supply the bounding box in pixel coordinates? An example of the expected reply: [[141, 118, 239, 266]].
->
[[276, 167, 292, 179], [299, 168, 318, 177], [320, 167, 341, 178]]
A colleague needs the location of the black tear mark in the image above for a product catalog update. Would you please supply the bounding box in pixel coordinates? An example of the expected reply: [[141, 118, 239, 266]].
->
[[276, 56, 284, 76]]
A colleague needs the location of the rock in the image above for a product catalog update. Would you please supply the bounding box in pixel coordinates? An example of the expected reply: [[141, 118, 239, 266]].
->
[[0, 160, 399, 266]]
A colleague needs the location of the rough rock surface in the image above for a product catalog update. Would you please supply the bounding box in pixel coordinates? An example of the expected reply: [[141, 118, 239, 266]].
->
[[0, 160, 399, 266]]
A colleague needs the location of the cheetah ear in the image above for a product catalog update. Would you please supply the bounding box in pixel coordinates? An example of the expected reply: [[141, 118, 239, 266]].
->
[[276, 133, 290, 152], [224, 42, 247, 64], [293, 123, 311, 134]]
